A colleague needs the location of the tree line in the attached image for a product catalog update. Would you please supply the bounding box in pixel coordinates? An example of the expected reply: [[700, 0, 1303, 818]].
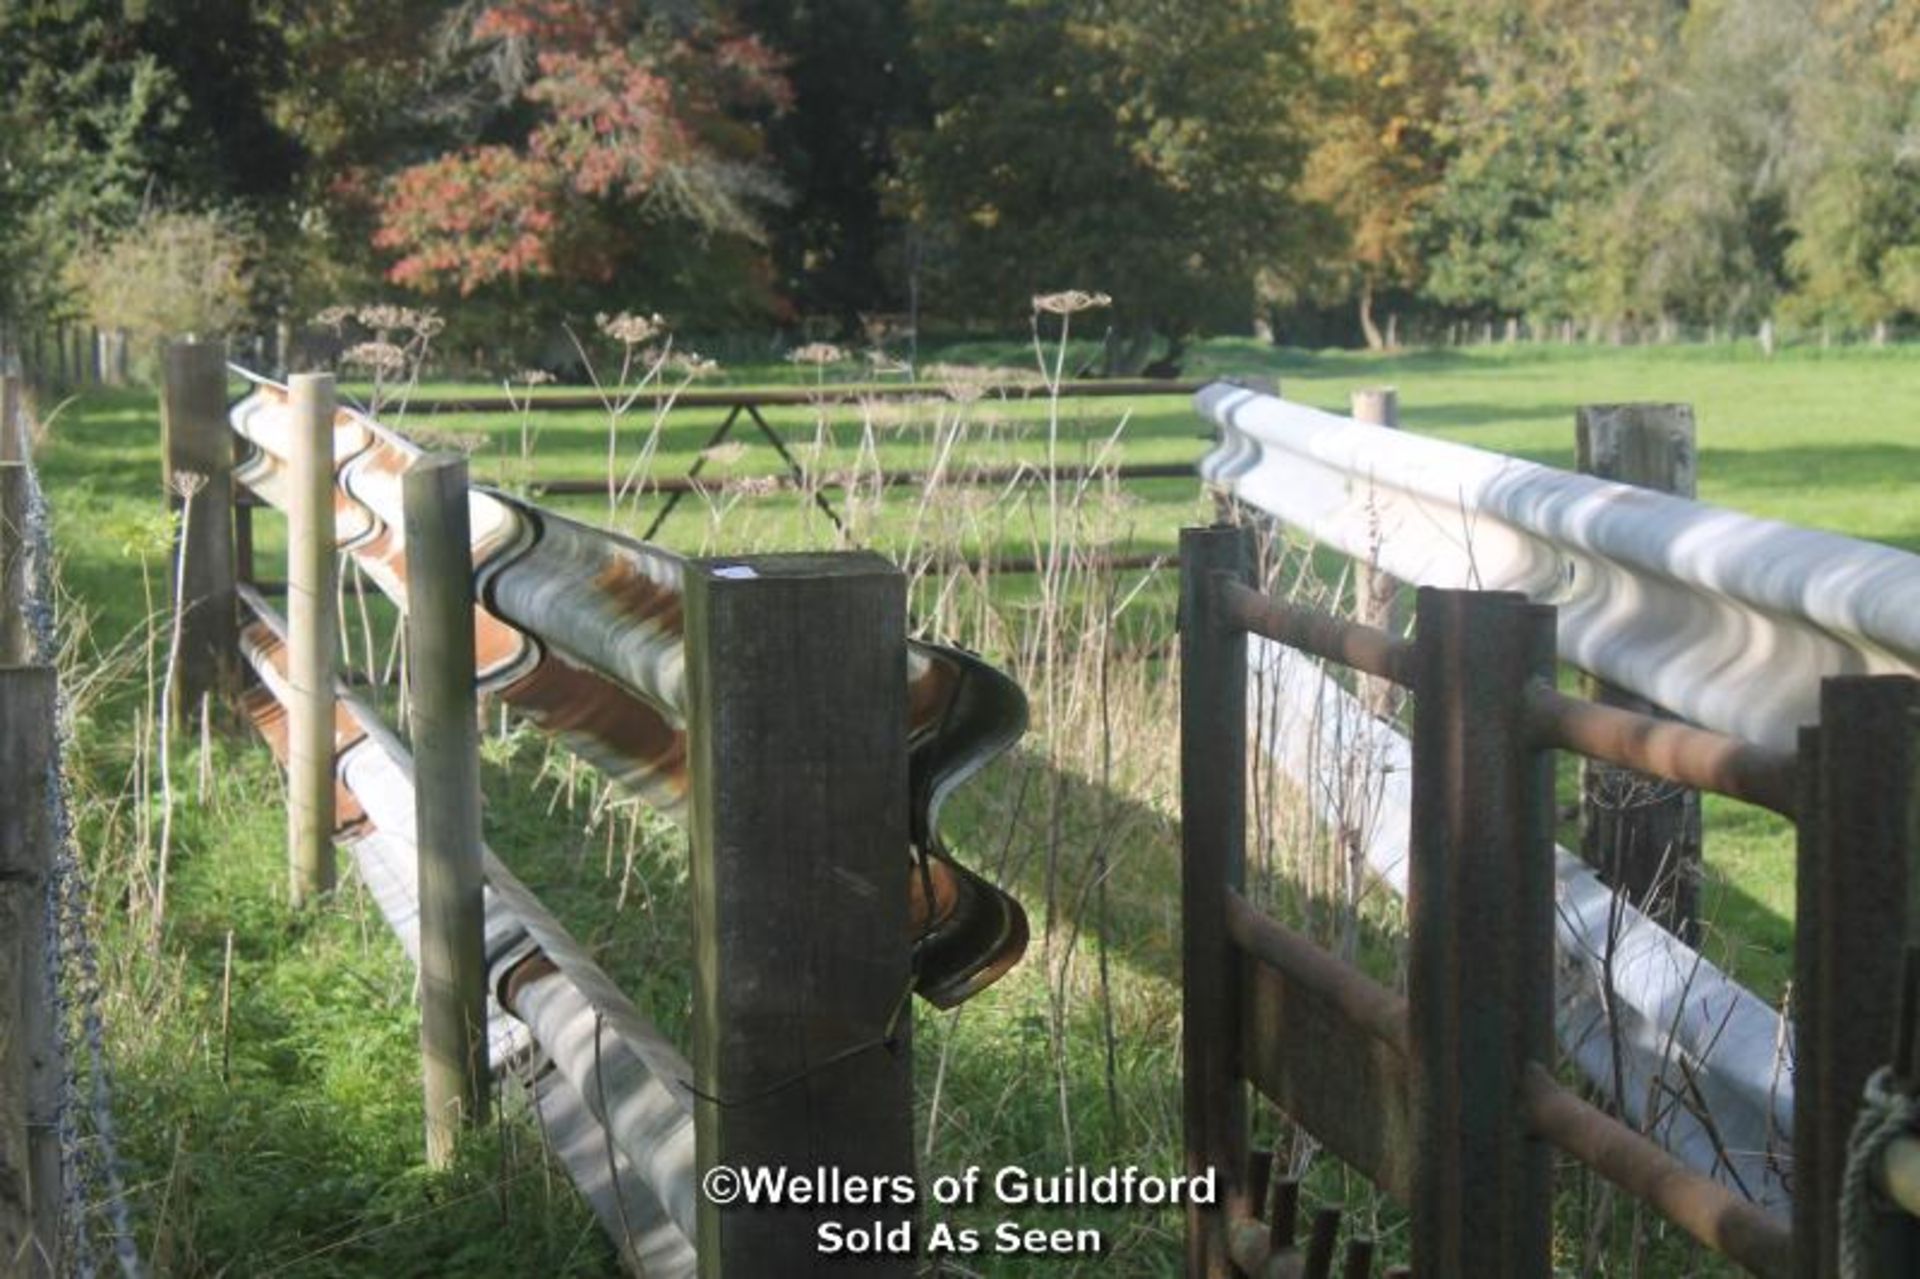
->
[[1, 0, 1915, 367]]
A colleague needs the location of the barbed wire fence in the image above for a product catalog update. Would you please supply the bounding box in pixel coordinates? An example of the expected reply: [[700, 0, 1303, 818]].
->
[[9, 368, 143, 1277]]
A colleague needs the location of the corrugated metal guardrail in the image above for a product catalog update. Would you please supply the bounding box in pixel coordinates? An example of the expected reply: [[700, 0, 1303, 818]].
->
[[1197, 383, 1920, 750], [221, 368, 1037, 1272], [1198, 383, 1920, 1214], [230, 370, 1029, 1008], [237, 592, 696, 1274]]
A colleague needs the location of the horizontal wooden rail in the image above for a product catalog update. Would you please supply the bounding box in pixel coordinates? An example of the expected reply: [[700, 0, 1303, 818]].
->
[[392, 378, 1204, 414], [1217, 579, 1415, 686], [1525, 684, 1800, 816]]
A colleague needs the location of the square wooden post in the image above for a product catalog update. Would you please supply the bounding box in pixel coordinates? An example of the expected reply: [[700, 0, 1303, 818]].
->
[[683, 552, 914, 1277]]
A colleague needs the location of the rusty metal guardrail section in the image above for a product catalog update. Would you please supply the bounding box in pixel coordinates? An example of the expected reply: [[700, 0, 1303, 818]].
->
[[1180, 523, 1920, 1279], [227, 370, 1029, 1009]]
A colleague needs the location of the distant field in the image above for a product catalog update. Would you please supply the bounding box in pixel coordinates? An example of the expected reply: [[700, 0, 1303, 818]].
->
[[38, 339, 1916, 1273]]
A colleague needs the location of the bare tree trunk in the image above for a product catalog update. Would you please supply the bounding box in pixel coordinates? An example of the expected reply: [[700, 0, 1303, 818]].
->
[[1358, 278, 1385, 351]]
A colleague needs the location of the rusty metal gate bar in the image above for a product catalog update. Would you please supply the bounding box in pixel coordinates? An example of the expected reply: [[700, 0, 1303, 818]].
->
[[1173, 521, 1904, 1279]]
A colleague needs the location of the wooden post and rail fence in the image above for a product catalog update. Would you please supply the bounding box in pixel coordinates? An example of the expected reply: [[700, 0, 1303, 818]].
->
[[0, 372, 62, 1275], [157, 342, 919, 1274], [1179, 521, 1920, 1279]]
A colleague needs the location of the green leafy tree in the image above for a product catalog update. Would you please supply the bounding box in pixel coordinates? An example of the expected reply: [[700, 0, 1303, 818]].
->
[[1295, 0, 1455, 348], [1782, 0, 1920, 329], [899, 0, 1315, 365], [728, 0, 930, 330], [1418, 0, 1673, 328], [0, 0, 299, 323]]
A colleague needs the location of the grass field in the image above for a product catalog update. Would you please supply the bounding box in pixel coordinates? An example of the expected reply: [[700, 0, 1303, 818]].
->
[[34, 337, 1920, 1275]]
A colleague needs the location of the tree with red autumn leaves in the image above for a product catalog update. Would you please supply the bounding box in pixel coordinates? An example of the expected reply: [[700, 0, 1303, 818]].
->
[[370, 0, 789, 304]]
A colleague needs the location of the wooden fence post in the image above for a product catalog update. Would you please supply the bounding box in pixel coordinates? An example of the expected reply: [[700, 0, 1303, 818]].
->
[[683, 551, 914, 1278], [161, 340, 239, 727], [1350, 388, 1403, 718], [1, 376, 30, 665], [1793, 676, 1918, 1279], [0, 667, 60, 1277], [1408, 588, 1557, 1279], [1574, 403, 1703, 942], [402, 453, 490, 1166], [287, 372, 337, 906], [1179, 523, 1255, 1278]]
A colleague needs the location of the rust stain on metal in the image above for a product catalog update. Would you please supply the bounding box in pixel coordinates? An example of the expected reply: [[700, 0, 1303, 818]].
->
[[229, 372, 1030, 1006]]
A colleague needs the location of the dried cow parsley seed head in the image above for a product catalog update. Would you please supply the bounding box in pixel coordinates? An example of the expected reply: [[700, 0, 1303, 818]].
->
[[786, 342, 847, 366], [342, 341, 408, 374], [597, 310, 666, 345], [1031, 290, 1112, 316]]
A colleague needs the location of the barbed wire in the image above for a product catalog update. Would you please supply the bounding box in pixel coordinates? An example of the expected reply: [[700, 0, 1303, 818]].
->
[[18, 402, 143, 1278]]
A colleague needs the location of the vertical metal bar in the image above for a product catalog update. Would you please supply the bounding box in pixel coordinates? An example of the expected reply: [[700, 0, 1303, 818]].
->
[[683, 551, 913, 1277], [161, 340, 239, 726], [1180, 523, 1254, 1278], [403, 453, 491, 1167], [640, 404, 744, 541], [1408, 587, 1556, 1279], [0, 666, 59, 1276], [1574, 403, 1702, 941], [1793, 676, 1918, 1279], [744, 403, 845, 533], [286, 372, 337, 905]]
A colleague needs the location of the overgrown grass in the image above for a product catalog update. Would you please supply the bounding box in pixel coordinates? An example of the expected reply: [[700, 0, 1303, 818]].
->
[[35, 337, 1916, 1274]]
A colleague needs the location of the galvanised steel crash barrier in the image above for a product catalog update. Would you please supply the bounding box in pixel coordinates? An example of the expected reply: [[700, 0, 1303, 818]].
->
[[1178, 523, 1919, 1279], [1196, 383, 1920, 1218], [156, 338, 1034, 1277]]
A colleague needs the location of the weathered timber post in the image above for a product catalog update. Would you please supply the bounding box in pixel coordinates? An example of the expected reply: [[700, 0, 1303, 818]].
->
[[1, 376, 30, 665], [1180, 524, 1255, 1278], [1408, 588, 1556, 1279], [287, 372, 337, 905], [161, 340, 239, 726], [402, 453, 490, 1166], [1350, 388, 1403, 718], [1793, 676, 1918, 1279], [0, 667, 59, 1276], [684, 552, 913, 1277], [1574, 403, 1703, 942]]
